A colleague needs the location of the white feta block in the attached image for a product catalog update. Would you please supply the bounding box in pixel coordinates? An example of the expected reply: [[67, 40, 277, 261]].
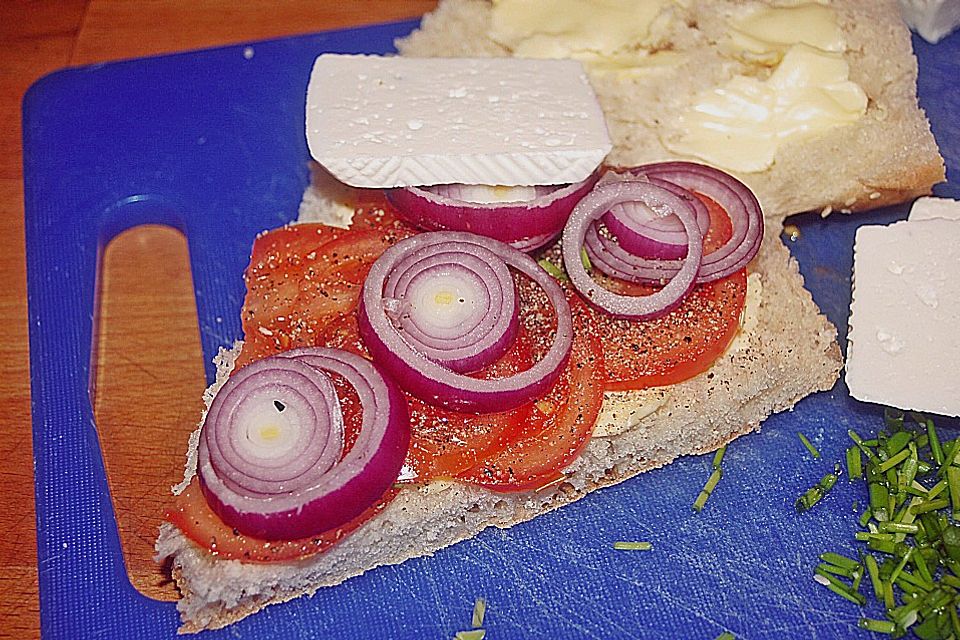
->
[[846, 218, 960, 417], [899, 0, 960, 43], [909, 196, 960, 221], [306, 55, 612, 188]]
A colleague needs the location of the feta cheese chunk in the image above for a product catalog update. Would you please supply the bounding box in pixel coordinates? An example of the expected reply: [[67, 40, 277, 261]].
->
[[306, 55, 612, 188], [846, 218, 960, 417], [899, 0, 960, 44], [908, 196, 960, 221]]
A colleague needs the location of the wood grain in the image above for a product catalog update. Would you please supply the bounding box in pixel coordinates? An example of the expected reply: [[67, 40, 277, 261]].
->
[[1, 2, 436, 637]]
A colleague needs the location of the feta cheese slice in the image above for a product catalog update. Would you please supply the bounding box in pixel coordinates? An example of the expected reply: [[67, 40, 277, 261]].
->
[[908, 196, 960, 221], [306, 54, 612, 188], [846, 218, 960, 417]]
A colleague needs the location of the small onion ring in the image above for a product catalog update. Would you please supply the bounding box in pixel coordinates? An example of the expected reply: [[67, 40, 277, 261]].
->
[[198, 350, 409, 540], [562, 180, 703, 319], [359, 231, 573, 412], [385, 174, 598, 252], [601, 176, 711, 259]]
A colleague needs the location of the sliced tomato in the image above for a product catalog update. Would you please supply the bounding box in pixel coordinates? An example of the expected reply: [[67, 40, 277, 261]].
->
[[166, 479, 398, 562], [403, 326, 536, 481], [588, 192, 748, 391], [238, 218, 415, 366], [456, 299, 605, 492]]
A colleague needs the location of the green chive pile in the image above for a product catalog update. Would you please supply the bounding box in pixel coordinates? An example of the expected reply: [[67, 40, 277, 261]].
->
[[812, 410, 960, 638]]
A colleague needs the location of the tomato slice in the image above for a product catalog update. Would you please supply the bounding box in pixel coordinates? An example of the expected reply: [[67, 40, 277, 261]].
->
[[456, 299, 605, 492], [239, 217, 415, 365], [590, 193, 748, 391], [403, 326, 536, 481], [166, 480, 398, 562]]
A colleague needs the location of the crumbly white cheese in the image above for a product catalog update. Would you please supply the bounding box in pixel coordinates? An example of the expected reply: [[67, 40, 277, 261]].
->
[[908, 196, 960, 221], [306, 55, 612, 188], [846, 217, 960, 417], [899, 0, 960, 43]]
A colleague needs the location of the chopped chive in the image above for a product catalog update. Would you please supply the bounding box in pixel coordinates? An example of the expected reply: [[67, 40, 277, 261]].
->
[[796, 471, 839, 513], [850, 430, 881, 465], [858, 618, 897, 634], [878, 448, 911, 473], [712, 446, 727, 470], [820, 552, 860, 571], [950, 606, 960, 638], [878, 522, 919, 535], [537, 258, 568, 281], [847, 446, 863, 481], [910, 498, 949, 515], [926, 418, 944, 466], [693, 468, 722, 512], [817, 563, 855, 579], [613, 541, 652, 551], [884, 407, 905, 431], [856, 532, 895, 542], [814, 573, 866, 606], [926, 478, 947, 501], [455, 631, 486, 640], [889, 548, 913, 584], [882, 579, 895, 609], [580, 247, 592, 271], [870, 483, 890, 522], [471, 598, 486, 628], [949, 466, 960, 519], [859, 508, 872, 528], [851, 568, 864, 594], [865, 555, 883, 600], [868, 538, 897, 555], [798, 432, 820, 459], [939, 439, 960, 476], [714, 633, 735, 640], [940, 574, 960, 590], [885, 430, 913, 457]]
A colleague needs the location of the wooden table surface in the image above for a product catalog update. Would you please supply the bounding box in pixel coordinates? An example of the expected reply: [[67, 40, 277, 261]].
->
[[0, 2, 436, 637]]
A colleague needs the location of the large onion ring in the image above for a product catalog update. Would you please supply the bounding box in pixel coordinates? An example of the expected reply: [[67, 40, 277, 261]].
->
[[385, 174, 598, 252], [198, 350, 409, 540], [562, 179, 703, 319], [359, 231, 573, 412]]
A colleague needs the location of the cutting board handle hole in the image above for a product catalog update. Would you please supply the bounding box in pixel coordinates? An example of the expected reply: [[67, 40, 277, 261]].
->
[[92, 223, 207, 602]]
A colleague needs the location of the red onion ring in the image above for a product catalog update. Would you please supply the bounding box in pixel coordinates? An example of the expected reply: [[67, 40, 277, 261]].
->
[[582, 164, 762, 284], [601, 176, 710, 259], [198, 350, 409, 540], [359, 231, 573, 412], [562, 179, 703, 319], [385, 174, 598, 252], [382, 239, 519, 374]]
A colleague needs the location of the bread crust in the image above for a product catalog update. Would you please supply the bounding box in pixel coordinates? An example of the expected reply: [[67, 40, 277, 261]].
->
[[397, 0, 945, 220], [157, 224, 842, 632]]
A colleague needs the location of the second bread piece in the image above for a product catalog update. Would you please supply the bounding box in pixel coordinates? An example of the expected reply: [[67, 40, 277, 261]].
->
[[397, 0, 945, 220]]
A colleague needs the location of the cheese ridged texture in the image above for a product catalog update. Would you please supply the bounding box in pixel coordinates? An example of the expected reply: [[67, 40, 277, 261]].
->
[[306, 55, 612, 188]]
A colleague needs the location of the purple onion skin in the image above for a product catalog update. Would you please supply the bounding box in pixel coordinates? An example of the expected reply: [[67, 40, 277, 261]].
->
[[198, 354, 410, 541], [385, 173, 598, 252]]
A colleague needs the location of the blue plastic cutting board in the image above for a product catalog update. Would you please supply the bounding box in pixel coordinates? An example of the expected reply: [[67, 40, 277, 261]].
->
[[22, 19, 960, 640]]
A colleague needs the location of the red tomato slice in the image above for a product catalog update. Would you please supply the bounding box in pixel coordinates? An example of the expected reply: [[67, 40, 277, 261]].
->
[[166, 480, 398, 562], [403, 326, 536, 481], [590, 193, 748, 391], [239, 218, 415, 365], [456, 299, 605, 492]]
